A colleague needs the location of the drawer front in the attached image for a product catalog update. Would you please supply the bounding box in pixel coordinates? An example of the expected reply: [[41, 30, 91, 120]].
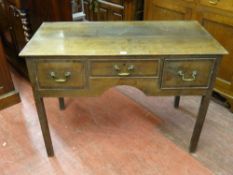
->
[[37, 60, 86, 89], [200, 0, 233, 12], [90, 59, 159, 77], [161, 59, 215, 89]]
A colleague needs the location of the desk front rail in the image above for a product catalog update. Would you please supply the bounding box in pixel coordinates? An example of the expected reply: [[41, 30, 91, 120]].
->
[[26, 56, 219, 97]]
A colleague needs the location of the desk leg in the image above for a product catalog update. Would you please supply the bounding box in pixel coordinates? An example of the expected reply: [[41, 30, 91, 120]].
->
[[58, 97, 65, 110], [189, 95, 210, 152], [174, 96, 180, 108], [34, 95, 54, 156]]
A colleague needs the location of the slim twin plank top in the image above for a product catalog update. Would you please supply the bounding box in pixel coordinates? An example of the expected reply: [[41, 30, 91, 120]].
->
[[20, 21, 227, 156], [20, 21, 227, 56]]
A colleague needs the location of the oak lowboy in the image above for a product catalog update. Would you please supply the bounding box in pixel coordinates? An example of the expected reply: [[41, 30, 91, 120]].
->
[[19, 21, 227, 156]]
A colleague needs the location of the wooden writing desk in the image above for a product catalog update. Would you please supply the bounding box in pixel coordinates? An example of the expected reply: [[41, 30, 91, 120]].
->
[[19, 21, 227, 156]]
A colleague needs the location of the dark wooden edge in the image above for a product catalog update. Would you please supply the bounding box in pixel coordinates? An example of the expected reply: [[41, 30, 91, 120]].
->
[[58, 97, 65, 110], [174, 96, 180, 108], [0, 90, 20, 110]]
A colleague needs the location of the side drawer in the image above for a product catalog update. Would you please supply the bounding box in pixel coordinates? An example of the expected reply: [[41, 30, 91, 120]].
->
[[36, 60, 86, 89], [161, 58, 215, 89], [200, 0, 233, 13], [90, 59, 159, 77]]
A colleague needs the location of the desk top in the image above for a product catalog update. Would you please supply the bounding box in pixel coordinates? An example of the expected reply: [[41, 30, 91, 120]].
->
[[19, 21, 227, 57]]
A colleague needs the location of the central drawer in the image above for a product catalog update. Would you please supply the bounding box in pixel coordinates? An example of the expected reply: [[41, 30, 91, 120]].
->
[[90, 59, 159, 77]]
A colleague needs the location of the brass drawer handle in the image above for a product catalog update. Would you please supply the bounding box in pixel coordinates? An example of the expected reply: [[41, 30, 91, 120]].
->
[[50, 71, 71, 83], [0, 85, 3, 89], [117, 72, 130, 76], [113, 64, 135, 77], [209, 0, 219, 5], [177, 70, 197, 82]]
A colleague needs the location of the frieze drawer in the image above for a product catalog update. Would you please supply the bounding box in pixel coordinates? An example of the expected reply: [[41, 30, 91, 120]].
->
[[90, 59, 159, 77], [36, 60, 86, 89], [161, 58, 215, 89], [200, 0, 233, 13]]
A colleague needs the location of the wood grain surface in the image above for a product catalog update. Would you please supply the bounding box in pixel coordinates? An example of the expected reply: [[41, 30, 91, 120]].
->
[[19, 21, 227, 57]]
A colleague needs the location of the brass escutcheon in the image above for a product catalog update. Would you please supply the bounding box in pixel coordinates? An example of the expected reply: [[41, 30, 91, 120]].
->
[[209, 0, 219, 5], [113, 64, 135, 76]]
